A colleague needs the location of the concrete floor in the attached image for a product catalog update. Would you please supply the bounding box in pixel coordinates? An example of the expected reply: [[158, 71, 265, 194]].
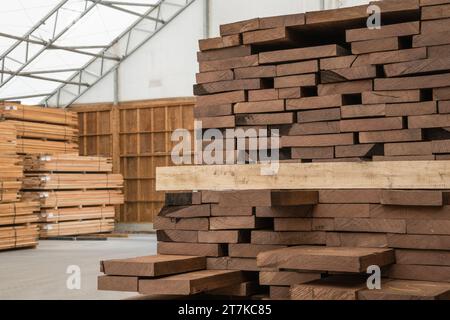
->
[[0, 234, 156, 300]]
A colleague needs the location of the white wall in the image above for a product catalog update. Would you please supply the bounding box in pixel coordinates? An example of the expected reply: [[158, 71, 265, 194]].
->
[[74, 0, 369, 105]]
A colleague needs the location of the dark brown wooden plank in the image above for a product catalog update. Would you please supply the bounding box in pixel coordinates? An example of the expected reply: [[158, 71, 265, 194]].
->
[[278, 87, 303, 99], [209, 216, 269, 230], [362, 90, 421, 104], [313, 204, 371, 218], [139, 270, 245, 295], [274, 74, 317, 89], [369, 47, 427, 64], [260, 271, 321, 286], [281, 133, 355, 147], [305, 5, 368, 25], [374, 73, 450, 90], [194, 104, 233, 118], [387, 234, 450, 250], [229, 243, 286, 258], [220, 18, 260, 36], [196, 90, 246, 107], [197, 46, 252, 62], [384, 58, 450, 77], [384, 141, 432, 156], [320, 65, 377, 83], [413, 30, 450, 47], [346, 21, 420, 42], [386, 101, 437, 116], [334, 144, 383, 158], [388, 264, 450, 282], [157, 242, 226, 257], [297, 108, 341, 123], [255, 206, 313, 218], [200, 55, 258, 73], [326, 232, 388, 248], [153, 217, 209, 231], [334, 218, 406, 233], [359, 129, 422, 143], [395, 249, 450, 266], [251, 231, 326, 245], [341, 104, 385, 119], [198, 230, 249, 244], [101, 255, 205, 277], [259, 44, 348, 64], [274, 218, 313, 231], [407, 220, 450, 235], [243, 27, 297, 46], [98, 275, 138, 292], [276, 60, 319, 77], [340, 117, 404, 132], [199, 34, 241, 51], [320, 55, 370, 70], [286, 95, 343, 111], [408, 114, 450, 129], [292, 146, 335, 159], [248, 89, 278, 102], [281, 121, 341, 136], [318, 79, 373, 96], [428, 44, 450, 59], [206, 257, 259, 271], [159, 204, 211, 218], [351, 37, 399, 55], [257, 246, 394, 272], [259, 13, 305, 29], [165, 192, 202, 206], [234, 65, 276, 79], [198, 115, 236, 128], [156, 230, 199, 243], [235, 113, 294, 125], [291, 276, 368, 300], [194, 79, 263, 95], [196, 70, 234, 84], [211, 205, 253, 216], [319, 189, 381, 204], [381, 190, 444, 206], [234, 100, 284, 114], [358, 279, 450, 300]]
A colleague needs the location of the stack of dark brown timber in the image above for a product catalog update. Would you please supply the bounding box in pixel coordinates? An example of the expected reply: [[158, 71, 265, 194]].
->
[[21, 155, 123, 238], [0, 122, 39, 251], [0, 102, 78, 155], [98, 0, 450, 300], [195, 0, 450, 162], [98, 189, 450, 299]]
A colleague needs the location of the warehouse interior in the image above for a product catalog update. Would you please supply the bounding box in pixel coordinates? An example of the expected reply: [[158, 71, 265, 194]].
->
[[2, 0, 450, 302]]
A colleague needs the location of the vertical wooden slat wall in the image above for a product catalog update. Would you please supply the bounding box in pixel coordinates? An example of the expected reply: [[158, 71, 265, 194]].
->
[[71, 97, 195, 223]]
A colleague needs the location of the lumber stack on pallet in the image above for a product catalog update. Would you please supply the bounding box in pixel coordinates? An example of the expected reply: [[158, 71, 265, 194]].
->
[[99, 1, 450, 300], [0, 103, 78, 155], [21, 155, 123, 238], [0, 122, 40, 251], [193, 0, 450, 163], [98, 255, 258, 297], [99, 189, 450, 300]]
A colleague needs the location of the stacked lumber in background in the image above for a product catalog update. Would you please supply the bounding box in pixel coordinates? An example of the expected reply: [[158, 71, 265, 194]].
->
[[194, 0, 450, 162], [0, 122, 39, 251], [21, 155, 124, 238], [0, 102, 78, 155], [98, 189, 450, 299]]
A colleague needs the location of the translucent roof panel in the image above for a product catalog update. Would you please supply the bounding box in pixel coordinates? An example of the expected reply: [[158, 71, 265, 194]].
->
[[0, 0, 159, 105]]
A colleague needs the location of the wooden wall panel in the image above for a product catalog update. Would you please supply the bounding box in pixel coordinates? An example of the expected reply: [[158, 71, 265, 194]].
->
[[72, 98, 195, 223]]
